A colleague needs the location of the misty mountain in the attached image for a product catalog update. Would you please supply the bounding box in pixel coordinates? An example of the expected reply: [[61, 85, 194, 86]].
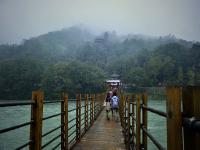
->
[[0, 25, 193, 63], [0, 25, 199, 99]]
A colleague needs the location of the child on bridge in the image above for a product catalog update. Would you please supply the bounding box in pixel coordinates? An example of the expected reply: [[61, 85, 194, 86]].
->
[[111, 91, 120, 121]]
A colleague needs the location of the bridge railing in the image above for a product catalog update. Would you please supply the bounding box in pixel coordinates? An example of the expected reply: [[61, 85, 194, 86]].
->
[[0, 91, 105, 150], [120, 86, 200, 150]]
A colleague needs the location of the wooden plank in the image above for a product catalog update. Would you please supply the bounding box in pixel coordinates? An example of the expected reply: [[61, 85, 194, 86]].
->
[[65, 93, 69, 149], [76, 94, 81, 141], [91, 94, 94, 124], [78, 94, 82, 138], [90, 94, 92, 127], [94, 94, 97, 120], [136, 94, 141, 150], [166, 87, 183, 150], [142, 93, 148, 150], [72, 108, 126, 150], [85, 94, 88, 132], [131, 94, 135, 147], [127, 96, 131, 150], [61, 93, 65, 149], [30, 91, 44, 150], [182, 86, 200, 150]]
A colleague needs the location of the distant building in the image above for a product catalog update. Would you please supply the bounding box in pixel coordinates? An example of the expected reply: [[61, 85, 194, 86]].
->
[[105, 73, 122, 90], [94, 32, 109, 49], [110, 73, 120, 79]]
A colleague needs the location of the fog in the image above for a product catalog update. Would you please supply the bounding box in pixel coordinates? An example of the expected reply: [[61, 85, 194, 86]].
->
[[0, 0, 200, 44]]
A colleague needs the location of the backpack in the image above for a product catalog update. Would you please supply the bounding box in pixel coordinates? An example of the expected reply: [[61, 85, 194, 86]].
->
[[112, 96, 119, 108]]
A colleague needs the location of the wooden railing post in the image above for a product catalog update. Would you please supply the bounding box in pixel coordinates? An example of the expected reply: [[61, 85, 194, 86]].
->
[[90, 94, 92, 127], [76, 94, 81, 141], [122, 95, 125, 133], [136, 94, 141, 150], [61, 92, 68, 150], [182, 86, 200, 150], [124, 97, 127, 145], [94, 94, 97, 120], [85, 94, 88, 132], [131, 95, 135, 147], [119, 94, 123, 127], [166, 87, 183, 150], [127, 95, 131, 150], [142, 93, 148, 150], [91, 94, 94, 124], [30, 91, 44, 150]]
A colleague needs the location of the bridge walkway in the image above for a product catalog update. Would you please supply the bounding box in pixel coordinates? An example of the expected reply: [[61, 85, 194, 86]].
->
[[72, 108, 126, 150]]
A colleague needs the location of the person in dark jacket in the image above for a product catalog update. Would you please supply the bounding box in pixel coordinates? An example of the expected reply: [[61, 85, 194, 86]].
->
[[105, 92, 111, 120]]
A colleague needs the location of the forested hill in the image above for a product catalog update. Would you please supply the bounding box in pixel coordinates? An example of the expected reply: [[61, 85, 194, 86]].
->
[[0, 26, 199, 99]]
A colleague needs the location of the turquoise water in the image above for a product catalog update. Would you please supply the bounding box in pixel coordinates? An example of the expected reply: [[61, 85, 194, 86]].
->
[[0, 100, 166, 150], [147, 100, 167, 150]]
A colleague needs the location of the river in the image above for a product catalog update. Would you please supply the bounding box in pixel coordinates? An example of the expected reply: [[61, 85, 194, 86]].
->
[[0, 100, 166, 150]]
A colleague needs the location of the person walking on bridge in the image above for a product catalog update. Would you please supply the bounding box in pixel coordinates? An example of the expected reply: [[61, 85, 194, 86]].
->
[[111, 91, 120, 121], [105, 92, 111, 120]]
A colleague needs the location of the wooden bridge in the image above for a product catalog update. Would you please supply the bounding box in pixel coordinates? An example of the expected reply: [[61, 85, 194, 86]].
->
[[0, 86, 200, 150]]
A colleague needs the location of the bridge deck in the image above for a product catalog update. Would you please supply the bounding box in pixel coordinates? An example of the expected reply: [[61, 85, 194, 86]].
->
[[72, 108, 126, 150]]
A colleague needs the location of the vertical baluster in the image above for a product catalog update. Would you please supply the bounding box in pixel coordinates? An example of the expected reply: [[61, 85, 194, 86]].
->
[[166, 87, 183, 150], [182, 86, 200, 150], [136, 94, 141, 150], [127, 95, 131, 150], [131, 94, 135, 149], [30, 91, 44, 150], [142, 93, 147, 150], [61, 93, 68, 149]]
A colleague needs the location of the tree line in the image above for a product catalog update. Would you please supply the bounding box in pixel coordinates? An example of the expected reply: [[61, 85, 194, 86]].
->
[[0, 26, 199, 99]]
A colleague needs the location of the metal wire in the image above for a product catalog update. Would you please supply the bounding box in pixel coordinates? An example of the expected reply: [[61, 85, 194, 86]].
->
[[142, 105, 167, 118], [44, 100, 63, 104], [0, 120, 34, 134], [42, 124, 63, 137], [68, 129, 76, 138], [15, 140, 32, 150], [68, 98, 76, 101], [68, 124, 76, 131], [42, 112, 63, 121], [142, 126, 165, 150], [42, 134, 61, 149], [51, 141, 61, 150], [69, 136, 76, 145], [0, 101, 35, 107], [68, 108, 76, 112], [68, 117, 76, 124]]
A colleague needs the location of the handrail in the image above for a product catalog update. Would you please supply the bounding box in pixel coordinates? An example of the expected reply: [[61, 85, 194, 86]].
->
[[44, 100, 63, 104], [0, 92, 105, 150], [52, 141, 61, 150], [68, 98, 76, 101], [0, 120, 34, 134], [142, 126, 165, 150], [182, 117, 200, 132], [42, 124, 63, 137], [15, 140, 33, 150], [68, 129, 76, 138], [68, 108, 76, 112], [69, 136, 76, 145], [41, 133, 61, 149], [142, 105, 167, 118], [42, 112, 63, 121], [68, 117, 76, 124], [68, 124, 76, 131], [0, 101, 35, 107]]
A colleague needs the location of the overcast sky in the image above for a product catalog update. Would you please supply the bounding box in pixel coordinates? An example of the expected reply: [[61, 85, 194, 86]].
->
[[0, 0, 200, 44]]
